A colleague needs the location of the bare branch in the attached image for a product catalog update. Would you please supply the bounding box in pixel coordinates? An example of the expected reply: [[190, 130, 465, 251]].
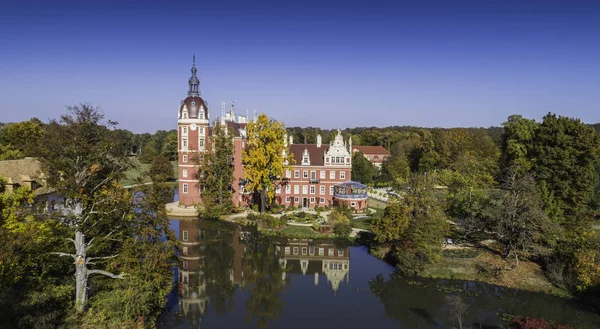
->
[[87, 254, 119, 262], [88, 269, 125, 279], [51, 252, 76, 260]]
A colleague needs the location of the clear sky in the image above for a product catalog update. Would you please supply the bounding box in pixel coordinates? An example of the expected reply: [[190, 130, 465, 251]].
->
[[1, 0, 599, 133]]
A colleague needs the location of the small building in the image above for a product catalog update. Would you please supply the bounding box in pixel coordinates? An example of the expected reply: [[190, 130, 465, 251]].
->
[[0, 157, 48, 194], [351, 145, 389, 168], [332, 181, 368, 213]]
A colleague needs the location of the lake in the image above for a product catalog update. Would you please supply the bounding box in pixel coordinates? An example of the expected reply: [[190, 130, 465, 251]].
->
[[157, 218, 599, 329]]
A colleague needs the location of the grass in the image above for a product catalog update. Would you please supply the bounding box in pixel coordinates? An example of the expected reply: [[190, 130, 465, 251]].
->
[[420, 245, 570, 298], [120, 158, 178, 186], [350, 216, 372, 230], [280, 225, 320, 237]]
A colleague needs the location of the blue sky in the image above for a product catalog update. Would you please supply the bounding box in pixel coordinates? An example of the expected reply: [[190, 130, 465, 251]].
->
[[1, 0, 599, 133]]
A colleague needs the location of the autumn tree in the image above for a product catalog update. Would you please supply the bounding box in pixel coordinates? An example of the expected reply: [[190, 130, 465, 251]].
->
[[371, 200, 411, 243], [242, 113, 291, 213], [197, 121, 234, 218], [0, 118, 45, 157]]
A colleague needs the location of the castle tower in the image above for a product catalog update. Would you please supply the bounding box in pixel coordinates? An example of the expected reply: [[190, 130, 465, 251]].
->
[[178, 56, 210, 206]]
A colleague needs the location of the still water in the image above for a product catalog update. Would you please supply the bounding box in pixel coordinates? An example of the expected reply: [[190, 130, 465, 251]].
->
[[157, 218, 599, 329]]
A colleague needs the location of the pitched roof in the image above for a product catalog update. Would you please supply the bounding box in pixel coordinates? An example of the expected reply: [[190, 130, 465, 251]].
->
[[289, 144, 329, 166], [352, 145, 388, 155], [0, 157, 43, 185]]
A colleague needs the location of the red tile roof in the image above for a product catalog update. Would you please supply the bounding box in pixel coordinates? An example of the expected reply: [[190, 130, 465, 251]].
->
[[289, 144, 329, 166], [352, 145, 388, 155]]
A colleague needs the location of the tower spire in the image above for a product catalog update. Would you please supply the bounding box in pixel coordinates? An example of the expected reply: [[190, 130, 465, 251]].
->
[[188, 55, 200, 96]]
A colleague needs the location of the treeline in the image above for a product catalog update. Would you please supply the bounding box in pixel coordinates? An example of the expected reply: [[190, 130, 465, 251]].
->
[[368, 113, 600, 304], [0, 119, 177, 164]]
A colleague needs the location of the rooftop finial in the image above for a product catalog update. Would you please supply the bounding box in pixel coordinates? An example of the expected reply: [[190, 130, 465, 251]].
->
[[188, 54, 200, 96]]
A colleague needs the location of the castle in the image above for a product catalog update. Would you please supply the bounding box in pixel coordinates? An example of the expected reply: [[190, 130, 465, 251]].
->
[[177, 58, 368, 212]]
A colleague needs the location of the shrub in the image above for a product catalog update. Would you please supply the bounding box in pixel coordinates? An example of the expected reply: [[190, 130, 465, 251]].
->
[[506, 316, 573, 329], [333, 223, 352, 237]]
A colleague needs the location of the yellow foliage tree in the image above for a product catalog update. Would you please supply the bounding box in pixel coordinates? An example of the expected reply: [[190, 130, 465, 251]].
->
[[242, 113, 292, 212]]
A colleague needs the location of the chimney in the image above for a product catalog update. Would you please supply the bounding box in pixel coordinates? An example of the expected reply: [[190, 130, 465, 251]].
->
[[289, 135, 294, 145], [316, 134, 322, 147]]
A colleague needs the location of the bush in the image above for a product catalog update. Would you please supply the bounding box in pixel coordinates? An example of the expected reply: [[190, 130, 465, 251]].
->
[[333, 223, 352, 237], [393, 242, 429, 276], [506, 316, 573, 329]]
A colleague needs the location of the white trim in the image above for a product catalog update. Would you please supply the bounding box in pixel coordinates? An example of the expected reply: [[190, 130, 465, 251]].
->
[[178, 164, 198, 168], [179, 179, 198, 182]]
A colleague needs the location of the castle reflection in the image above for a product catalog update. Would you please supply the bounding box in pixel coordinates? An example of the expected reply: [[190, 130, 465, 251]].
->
[[173, 219, 351, 328]]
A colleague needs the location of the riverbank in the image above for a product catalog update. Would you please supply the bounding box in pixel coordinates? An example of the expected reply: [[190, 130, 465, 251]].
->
[[370, 242, 571, 298]]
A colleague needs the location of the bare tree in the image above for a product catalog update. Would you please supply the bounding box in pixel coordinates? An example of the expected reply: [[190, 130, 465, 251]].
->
[[446, 294, 469, 329]]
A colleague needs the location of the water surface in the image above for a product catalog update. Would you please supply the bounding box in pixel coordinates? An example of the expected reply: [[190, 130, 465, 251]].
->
[[158, 219, 599, 329]]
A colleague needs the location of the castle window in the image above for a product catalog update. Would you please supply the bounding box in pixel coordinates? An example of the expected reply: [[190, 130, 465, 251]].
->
[[183, 155, 188, 162], [286, 185, 291, 193], [199, 139, 204, 148], [183, 169, 188, 178], [182, 138, 188, 150], [182, 111, 188, 119], [330, 171, 335, 179], [320, 170, 325, 179], [310, 197, 315, 203], [285, 247, 290, 255], [302, 247, 307, 255], [182, 247, 188, 255], [183, 183, 188, 194], [302, 185, 308, 194], [319, 197, 325, 203], [294, 197, 299, 203], [351, 202, 356, 207], [328, 248, 334, 256], [191, 101, 196, 106], [286, 170, 291, 178], [320, 186, 325, 195], [285, 196, 291, 203], [293, 247, 299, 255], [319, 248, 324, 256], [199, 127, 204, 135], [294, 170, 300, 178], [340, 171, 346, 179], [182, 126, 188, 134], [303, 171, 308, 178], [276, 185, 281, 194], [309, 246, 315, 255], [338, 249, 344, 257], [294, 185, 299, 194], [199, 111, 204, 119], [310, 186, 315, 194], [330, 186, 334, 195], [182, 230, 188, 241]]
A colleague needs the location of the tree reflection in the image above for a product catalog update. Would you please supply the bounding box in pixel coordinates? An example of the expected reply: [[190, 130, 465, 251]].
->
[[242, 227, 288, 329]]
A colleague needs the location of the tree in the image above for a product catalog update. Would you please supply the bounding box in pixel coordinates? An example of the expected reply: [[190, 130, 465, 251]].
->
[[371, 200, 411, 243], [197, 121, 234, 218], [351, 151, 378, 185], [445, 295, 469, 329], [378, 154, 410, 185], [140, 144, 158, 164], [36, 104, 135, 313], [0, 143, 24, 160], [242, 113, 291, 213], [162, 130, 178, 161], [149, 154, 174, 183], [487, 170, 559, 266], [532, 113, 600, 235], [0, 118, 45, 157]]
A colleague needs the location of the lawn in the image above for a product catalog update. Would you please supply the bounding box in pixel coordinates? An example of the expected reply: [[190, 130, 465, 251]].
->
[[350, 215, 372, 230], [120, 158, 178, 186], [280, 225, 319, 237]]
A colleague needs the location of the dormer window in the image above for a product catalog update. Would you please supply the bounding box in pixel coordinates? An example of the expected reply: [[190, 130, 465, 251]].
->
[[302, 149, 310, 165], [182, 111, 188, 119]]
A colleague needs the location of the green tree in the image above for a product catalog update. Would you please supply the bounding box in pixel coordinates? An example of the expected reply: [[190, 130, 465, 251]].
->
[[501, 115, 538, 176], [378, 154, 410, 185], [351, 151, 378, 184], [140, 144, 158, 164], [533, 113, 600, 235], [371, 200, 411, 243], [487, 170, 559, 266], [243, 113, 291, 213], [0, 118, 45, 157], [36, 104, 135, 313], [198, 121, 234, 218], [162, 130, 178, 161], [0, 143, 24, 160], [149, 154, 174, 182]]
